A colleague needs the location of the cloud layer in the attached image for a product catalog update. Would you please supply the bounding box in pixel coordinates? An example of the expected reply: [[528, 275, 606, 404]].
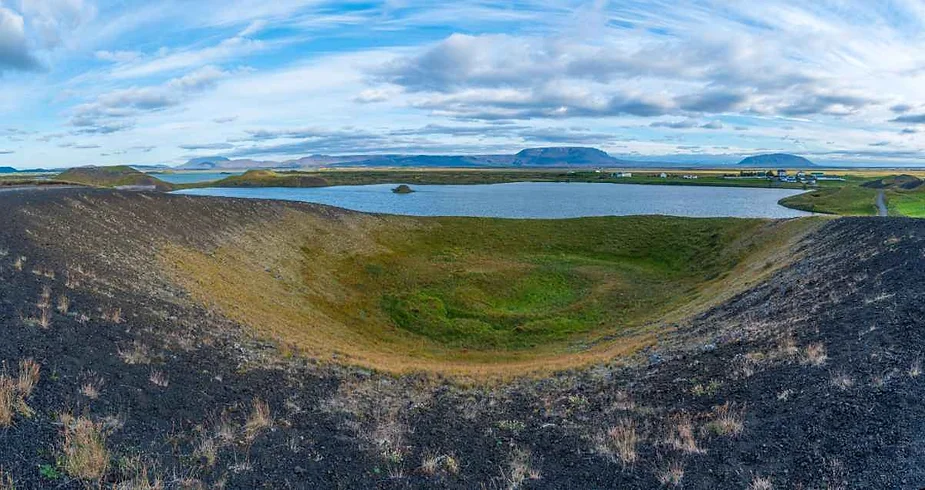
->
[[2, 1, 925, 167]]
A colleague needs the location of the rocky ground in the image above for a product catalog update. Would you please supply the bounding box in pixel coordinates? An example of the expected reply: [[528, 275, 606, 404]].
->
[[0, 188, 922, 489]]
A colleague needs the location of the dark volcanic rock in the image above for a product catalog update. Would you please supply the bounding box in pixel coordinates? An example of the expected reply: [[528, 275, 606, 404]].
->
[[0, 189, 922, 489]]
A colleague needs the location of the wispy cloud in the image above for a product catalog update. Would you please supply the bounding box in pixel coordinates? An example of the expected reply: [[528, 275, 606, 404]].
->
[[5, 0, 925, 167]]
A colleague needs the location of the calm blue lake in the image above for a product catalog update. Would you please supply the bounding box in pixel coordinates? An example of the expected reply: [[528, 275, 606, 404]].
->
[[174, 182, 812, 219], [151, 172, 243, 184]]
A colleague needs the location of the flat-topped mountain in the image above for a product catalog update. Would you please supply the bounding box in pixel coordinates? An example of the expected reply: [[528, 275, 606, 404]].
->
[[512, 147, 616, 166], [0, 166, 17, 173], [178, 147, 635, 170], [738, 153, 816, 167]]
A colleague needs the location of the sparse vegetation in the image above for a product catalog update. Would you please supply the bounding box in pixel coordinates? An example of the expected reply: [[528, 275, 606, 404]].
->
[[168, 212, 820, 375], [58, 414, 110, 481], [598, 418, 639, 466], [665, 413, 703, 454], [0, 360, 40, 426], [118, 341, 152, 365], [244, 398, 273, 439], [657, 460, 685, 487], [504, 448, 541, 489], [148, 370, 169, 387], [706, 402, 745, 437], [801, 343, 828, 366], [749, 475, 774, 490], [831, 372, 855, 390], [420, 453, 460, 476], [57, 295, 70, 314]]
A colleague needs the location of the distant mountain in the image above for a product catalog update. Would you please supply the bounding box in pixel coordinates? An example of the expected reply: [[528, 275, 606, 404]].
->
[[178, 156, 304, 170], [178, 147, 647, 170], [512, 147, 617, 166], [0, 167, 17, 173], [738, 153, 816, 167]]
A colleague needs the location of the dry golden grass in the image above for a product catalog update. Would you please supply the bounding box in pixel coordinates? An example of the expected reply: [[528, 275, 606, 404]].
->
[[0, 467, 13, 490], [749, 475, 774, 490], [801, 343, 828, 366], [118, 341, 152, 365], [665, 413, 703, 454], [162, 210, 823, 379], [598, 418, 639, 466], [706, 402, 745, 437], [59, 414, 110, 481], [0, 378, 14, 428], [16, 359, 39, 397], [148, 370, 169, 388], [0, 360, 41, 427], [505, 448, 541, 489], [657, 460, 685, 487], [57, 295, 70, 314], [113, 459, 163, 490], [244, 397, 273, 439], [420, 453, 460, 476]]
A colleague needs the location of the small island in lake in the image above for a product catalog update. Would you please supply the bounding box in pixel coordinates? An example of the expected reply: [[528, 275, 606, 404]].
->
[[392, 184, 414, 194]]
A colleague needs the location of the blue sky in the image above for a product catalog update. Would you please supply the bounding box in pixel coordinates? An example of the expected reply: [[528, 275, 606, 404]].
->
[[3, 0, 925, 168]]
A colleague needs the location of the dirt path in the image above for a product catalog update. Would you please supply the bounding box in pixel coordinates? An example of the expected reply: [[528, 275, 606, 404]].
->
[[876, 190, 888, 216]]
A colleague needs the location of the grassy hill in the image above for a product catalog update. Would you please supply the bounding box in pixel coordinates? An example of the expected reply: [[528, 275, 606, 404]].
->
[[780, 175, 925, 217], [211, 169, 329, 187], [166, 210, 822, 374], [56, 165, 173, 190]]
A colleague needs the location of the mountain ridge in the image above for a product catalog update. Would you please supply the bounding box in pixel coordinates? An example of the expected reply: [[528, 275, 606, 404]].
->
[[738, 153, 816, 167]]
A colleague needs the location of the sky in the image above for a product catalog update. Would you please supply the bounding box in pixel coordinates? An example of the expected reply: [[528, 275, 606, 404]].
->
[[3, 1, 925, 169]]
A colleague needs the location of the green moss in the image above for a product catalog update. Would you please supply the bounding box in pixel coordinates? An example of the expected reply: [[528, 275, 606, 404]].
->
[[779, 186, 880, 216], [308, 216, 793, 351]]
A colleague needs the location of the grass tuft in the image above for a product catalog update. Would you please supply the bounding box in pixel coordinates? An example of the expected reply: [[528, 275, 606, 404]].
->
[[657, 460, 685, 487], [598, 418, 639, 466], [706, 402, 744, 437], [59, 414, 110, 481], [244, 398, 273, 439], [801, 343, 827, 366]]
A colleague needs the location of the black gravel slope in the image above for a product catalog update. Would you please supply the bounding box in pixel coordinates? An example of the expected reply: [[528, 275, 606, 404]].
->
[[0, 189, 922, 489]]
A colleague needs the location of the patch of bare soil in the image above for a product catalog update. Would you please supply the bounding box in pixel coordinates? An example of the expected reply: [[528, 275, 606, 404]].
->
[[0, 188, 922, 489]]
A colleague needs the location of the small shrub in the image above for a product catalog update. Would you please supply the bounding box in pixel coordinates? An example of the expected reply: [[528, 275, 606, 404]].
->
[[706, 402, 744, 437], [801, 343, 827, 366], [59, 414, 110, 481]]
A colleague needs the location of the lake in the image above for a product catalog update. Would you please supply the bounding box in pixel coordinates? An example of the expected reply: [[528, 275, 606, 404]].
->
[[174, 182, 813, 219], [150, 172, 243, 184]]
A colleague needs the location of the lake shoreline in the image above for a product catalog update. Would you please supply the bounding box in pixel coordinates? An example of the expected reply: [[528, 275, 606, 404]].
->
[[174, 181, 812, 219]]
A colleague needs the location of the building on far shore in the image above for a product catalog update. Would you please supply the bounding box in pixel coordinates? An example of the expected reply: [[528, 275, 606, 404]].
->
[[613, 171, 633, 178]]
